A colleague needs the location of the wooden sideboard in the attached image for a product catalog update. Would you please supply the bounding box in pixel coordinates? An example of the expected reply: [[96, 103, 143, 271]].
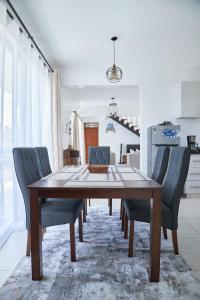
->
[[63, 149, 80, 166]]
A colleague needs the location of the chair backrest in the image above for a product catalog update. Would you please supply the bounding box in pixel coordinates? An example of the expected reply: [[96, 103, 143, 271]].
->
[[151, 146, 170, 184], [35, 147, 52, 177], [88, 146, 110, 165], [13, 147, 41, 229], [162, 147, 190, 227]]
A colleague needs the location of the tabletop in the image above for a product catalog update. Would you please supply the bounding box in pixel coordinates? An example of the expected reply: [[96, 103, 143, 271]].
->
[[28, 165, 161, 195]]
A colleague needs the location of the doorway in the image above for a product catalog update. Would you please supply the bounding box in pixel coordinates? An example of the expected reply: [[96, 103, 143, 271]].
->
[[84, 123, 99, 162]]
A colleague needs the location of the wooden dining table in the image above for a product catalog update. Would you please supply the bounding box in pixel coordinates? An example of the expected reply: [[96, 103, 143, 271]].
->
[[28, 165, 162, 282]]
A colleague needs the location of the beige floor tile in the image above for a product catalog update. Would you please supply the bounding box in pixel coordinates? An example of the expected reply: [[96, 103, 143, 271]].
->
[[192, 271, 200, 282], [0, 238, 26, 270], [10, 228, 27, 239], [178, 238, 200, 252], [177, 223, 200, 239], [0, 270, 12, 288], [182, 256, 200, 271]]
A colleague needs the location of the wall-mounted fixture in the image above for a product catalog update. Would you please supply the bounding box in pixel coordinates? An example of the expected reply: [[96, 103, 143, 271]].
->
[[106, 36, 122, 83], [65, 120, 72, 149], [106, 123, 115, 133]]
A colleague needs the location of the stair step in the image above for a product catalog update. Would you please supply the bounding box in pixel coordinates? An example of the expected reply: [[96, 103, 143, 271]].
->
[[108, 115, 140, 137]]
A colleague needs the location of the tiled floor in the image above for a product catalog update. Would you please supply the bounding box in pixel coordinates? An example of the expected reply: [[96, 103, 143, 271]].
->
[[0, 197, 200, 288]]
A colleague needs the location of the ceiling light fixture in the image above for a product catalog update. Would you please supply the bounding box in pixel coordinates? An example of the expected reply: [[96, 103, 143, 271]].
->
[[106, 36, 123, 83], [107, 97, 119, 117]]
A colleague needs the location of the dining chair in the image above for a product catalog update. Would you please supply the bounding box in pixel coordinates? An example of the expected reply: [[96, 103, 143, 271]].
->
[[13, 147, 84, 262], [123, 147, 190, 257], [35, 146, 52, 177], [35, 147, 87, 223], [88, 146, 112, 215], [121, 146, 170, 231]]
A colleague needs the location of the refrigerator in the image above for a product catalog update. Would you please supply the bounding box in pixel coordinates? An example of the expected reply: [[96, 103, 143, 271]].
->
[[147, 125, 180, 177]]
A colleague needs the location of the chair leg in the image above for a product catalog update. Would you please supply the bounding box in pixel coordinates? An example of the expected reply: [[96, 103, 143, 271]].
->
[[172, 230, 179, 255], [128, 221, 134, 257], [124, 213, 128, 239], [83, 200, 87, 223], [26, 230, 31, 256], [69, 223, 76, 262], [120, 199, 123, 220], [121, 205, 125, 231], [162, 226, 168, 239], [109, 198, 112, 216], [78, 212, 83, 242], [85, 198, 87, 215]]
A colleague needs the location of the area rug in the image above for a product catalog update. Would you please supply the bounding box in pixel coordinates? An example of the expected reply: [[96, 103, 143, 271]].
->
[[0, 207, 200, 300]]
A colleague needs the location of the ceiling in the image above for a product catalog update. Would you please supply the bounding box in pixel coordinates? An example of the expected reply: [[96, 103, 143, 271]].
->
[[11, 0, 200, 76]]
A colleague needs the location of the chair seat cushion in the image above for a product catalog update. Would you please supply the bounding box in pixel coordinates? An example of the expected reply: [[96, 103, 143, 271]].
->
[[41, 198, 84, 227], [124, 198, 174, 230]]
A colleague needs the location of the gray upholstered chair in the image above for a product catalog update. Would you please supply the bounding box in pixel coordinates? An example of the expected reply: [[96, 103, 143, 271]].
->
[[88, 146, 110, 165], [35, 146, 87, 223], [151, 146, 170, 183], [123, 147, 190, 257], [35, 147, 52, 177], [13, 147, 84, 262], [88, 146, 112, 215], [121, 146, 170, 228]]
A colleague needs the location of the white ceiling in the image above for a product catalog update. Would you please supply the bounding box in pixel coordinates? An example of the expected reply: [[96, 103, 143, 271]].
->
[[11, 0, 200, 74]]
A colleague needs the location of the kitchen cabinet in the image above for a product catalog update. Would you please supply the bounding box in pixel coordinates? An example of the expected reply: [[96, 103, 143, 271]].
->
[[184, 154, 200, 196], [176, 81, 200, 119]]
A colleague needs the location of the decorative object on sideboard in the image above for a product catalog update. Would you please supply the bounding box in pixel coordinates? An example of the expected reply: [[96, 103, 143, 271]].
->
[[106, 37, 122, 83], [63, 148, 79, 165]]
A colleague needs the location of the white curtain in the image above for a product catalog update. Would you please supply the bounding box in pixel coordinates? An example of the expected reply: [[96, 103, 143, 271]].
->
[[72, 111, 80, 151], [51, 71, 63, 170], [0, 2, 53, 247], [72, 111, 85, 165]]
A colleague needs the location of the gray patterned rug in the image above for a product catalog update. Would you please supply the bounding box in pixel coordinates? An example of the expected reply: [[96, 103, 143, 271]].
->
[[0, 207, 200, 300]]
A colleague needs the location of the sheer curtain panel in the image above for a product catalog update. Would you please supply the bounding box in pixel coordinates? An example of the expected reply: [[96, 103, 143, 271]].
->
[[72, 111, 85, 165], [0, 2, 53, 247], [51, 71, 63, 170]]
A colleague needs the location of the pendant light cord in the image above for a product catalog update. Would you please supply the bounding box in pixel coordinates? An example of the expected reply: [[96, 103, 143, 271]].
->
[[113, 40, 116, 65]]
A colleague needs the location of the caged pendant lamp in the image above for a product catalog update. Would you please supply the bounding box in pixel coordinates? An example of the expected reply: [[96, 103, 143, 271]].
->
[[106, 36, 123, 83]]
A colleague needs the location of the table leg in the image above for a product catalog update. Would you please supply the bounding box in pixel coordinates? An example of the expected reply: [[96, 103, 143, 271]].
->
[[149, 189, 161, 282], [30, 189, 43, 280]]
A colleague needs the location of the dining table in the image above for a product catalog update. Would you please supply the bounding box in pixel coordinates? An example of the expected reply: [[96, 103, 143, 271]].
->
[[28, 164, 162, 282]]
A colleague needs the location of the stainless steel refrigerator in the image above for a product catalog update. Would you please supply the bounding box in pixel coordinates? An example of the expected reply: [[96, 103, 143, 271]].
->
[[147, 125, 180, 177]]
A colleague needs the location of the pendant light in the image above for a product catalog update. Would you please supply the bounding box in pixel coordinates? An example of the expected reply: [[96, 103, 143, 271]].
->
[[106, 36, 123, 83], [107, 97, 119, 117]]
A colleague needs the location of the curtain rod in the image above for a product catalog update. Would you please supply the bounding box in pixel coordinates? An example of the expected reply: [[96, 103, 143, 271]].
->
[[6, 0, 54, 73]]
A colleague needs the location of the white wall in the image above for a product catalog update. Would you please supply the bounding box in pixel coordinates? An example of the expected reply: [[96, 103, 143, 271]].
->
[[139, 67, 200, 172]]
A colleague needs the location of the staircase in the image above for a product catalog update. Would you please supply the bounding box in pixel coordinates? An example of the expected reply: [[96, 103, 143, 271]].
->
[[109, 115, 140, 137]]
